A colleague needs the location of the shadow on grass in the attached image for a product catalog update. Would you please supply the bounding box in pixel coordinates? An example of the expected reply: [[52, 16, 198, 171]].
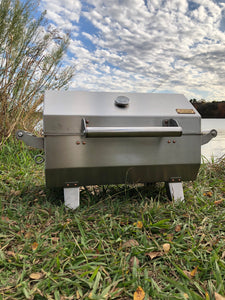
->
[[54, 183, 167, 209], [15, 182, 169, 211]]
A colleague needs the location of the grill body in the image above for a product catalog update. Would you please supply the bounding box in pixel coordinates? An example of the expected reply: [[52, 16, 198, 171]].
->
[[43, 91, 201, 187]]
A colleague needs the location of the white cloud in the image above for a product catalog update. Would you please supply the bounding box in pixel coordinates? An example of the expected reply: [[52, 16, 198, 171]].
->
[[40, 0, 225, 100], [41, 0, 81, 30]]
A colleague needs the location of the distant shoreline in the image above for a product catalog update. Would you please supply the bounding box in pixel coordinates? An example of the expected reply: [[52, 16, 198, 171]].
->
[[191, 101, 225, 118]]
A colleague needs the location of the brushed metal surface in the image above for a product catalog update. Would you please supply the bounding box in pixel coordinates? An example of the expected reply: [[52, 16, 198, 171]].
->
[[45, 135, 201, 169], [44, 91, 200, 117], [43, 91, 202, 187], [44, 115, 200, 136], [45, 164, 200, 187]]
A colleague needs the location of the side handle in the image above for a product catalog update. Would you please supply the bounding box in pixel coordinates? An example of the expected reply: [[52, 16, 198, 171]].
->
[[201, 129, 217, 145], [16, 130, 44, 150]]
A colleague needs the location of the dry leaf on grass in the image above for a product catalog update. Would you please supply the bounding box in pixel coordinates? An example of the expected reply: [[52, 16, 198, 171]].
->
[[10, 189, 21, 196], [133, 286, 145, 300], [215, 292, 225, 300], [183, 266, 198, 278], [175, 225, 182, 232], [167, 234, 174, 241], [190, 266, 198, 277], [203, 191, 213, 197], [183, 293, 189, 299], [222, 251, 225, 259], [130, 256, 140, 268], [145, 252, 163, 260], [29, 272, 43, 280], [14, 190, 21, 196], [214, 199, 224, 205], [25, 232, 32, 239], [7, 251, 16, 258], [183, 270, 192, 279], [1, 216, 10, 222], [163, 243, 170, 253], [133, 221, 143, 229], [122, 239, 139, 248], [31, 242, 38, 251], [76, 290, 81, 299], [51, 237, 59, 243]]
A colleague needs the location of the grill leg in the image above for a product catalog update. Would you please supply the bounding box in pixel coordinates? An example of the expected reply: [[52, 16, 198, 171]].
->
[[64, 187, 80, 209], [166, 182, 184, 202]]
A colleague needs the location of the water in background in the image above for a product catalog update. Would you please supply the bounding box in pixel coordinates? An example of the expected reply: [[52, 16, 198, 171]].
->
[[201, 119, 225, 162]]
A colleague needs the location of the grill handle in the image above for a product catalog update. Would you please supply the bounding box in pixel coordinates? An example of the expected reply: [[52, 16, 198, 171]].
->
[[201, 129, 217, 145], [81, 118, 182, 138], [16, 130, 44, 149]]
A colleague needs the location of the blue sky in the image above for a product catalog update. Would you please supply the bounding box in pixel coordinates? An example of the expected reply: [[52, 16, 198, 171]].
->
[[39, 0, 225, 101]]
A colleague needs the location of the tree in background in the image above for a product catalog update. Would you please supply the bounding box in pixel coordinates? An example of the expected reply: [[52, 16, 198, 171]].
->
[[0, 0, 74, 141]]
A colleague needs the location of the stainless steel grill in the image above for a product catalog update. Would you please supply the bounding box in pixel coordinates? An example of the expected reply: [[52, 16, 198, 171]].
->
[[16, 91, 217, 209]]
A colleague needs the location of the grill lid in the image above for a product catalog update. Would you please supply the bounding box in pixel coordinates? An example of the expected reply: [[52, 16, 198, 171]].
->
[[43, 91, 200, 136]]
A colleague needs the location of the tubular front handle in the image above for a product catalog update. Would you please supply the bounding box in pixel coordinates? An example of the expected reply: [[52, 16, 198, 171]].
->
[[81, 118, 183, 138]]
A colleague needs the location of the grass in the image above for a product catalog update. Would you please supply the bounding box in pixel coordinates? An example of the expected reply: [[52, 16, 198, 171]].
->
[[1, 139, 225, 300]]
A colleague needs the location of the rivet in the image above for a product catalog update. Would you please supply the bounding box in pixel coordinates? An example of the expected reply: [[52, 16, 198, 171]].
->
[[74, 183, 77, 186], [76, 141, 80, 145], [17, 131, 23, 137], [67, 183, 69, 187], [172, 179, 174, 182], [86, 120, 89, 124], [168, 140, 171, 143], [82, 141, 86, 145], [173, 140, 176, 143]]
